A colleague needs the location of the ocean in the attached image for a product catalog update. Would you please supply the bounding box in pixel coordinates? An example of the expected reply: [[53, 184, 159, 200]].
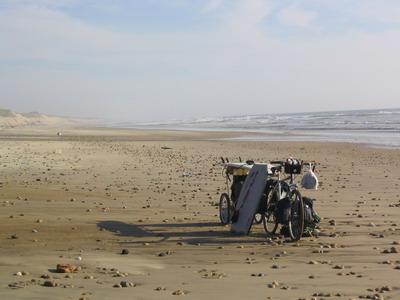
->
[[110, 108, 400, 148]]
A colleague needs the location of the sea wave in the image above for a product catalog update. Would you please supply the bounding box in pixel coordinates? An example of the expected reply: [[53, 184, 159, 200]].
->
[[107, 108, 400, 147]]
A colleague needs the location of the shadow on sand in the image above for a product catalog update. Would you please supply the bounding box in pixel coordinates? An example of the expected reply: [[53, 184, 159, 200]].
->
[[97, 220, 268, 245]]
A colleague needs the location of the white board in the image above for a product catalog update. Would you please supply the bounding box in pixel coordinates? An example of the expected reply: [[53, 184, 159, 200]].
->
[[231, 164, 268, 235]]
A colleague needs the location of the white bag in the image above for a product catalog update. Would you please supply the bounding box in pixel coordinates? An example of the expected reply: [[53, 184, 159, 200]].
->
[[301, 164, 319, 190]]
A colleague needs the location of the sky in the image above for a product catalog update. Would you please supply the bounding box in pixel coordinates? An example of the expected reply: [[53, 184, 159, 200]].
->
[[1, 0, 400, 122]]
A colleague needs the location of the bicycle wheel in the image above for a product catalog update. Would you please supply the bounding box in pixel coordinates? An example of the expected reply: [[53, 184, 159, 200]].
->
[[288, 189, 304, 241], [262, 189, 279, 235], [219, 193, 231, 225]]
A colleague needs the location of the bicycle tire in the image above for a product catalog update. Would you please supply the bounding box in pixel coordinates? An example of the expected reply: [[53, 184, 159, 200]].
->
[[288, 189, 304, 241]]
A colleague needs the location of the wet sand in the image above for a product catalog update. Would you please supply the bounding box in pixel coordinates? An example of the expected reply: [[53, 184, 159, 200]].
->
[[0, 127, 399, 300]]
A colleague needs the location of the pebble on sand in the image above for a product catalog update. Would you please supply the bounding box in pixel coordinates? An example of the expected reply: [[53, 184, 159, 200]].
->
[[56, 264, 79, 273], [43, 280, 57, 287], [158, 250, 171, 257], [172, 289, 186, 295], [381, 247, 399, 254], [267, 281, 280, 288], [120, 281, 136, 287]]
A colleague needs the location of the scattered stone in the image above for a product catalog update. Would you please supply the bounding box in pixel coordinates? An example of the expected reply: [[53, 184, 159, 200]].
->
[[251, 273, 265, 277], [43, 280, 57, 287], [56, 264, 78, 273], [120, 281, 135, 287], [382, 247, 399, 254], [268, 281, 280, 288], [333, 265, 345, 269], [378, 285, 392, 292], [381, 260, 392, 265], [281, 285, 290, 290], [201, 270, 226, 279], [158, 250, 171, 257], [8, 281, 27, 289], [271, 264, 281, 269], [172, 289, 186, 295]]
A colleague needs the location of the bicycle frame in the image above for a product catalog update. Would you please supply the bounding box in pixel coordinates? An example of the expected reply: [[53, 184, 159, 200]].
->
[[270, 170, 297, 203]]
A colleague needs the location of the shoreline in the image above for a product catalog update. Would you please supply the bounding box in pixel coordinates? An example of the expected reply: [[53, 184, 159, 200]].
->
[[1, 125, 399, 150]]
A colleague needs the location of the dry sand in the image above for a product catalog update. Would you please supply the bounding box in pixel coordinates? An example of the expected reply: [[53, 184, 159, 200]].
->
[[0, 127, 399, 300]]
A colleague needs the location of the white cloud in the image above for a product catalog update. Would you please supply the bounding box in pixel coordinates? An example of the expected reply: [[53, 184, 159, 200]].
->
[[203, 0, 225, 12], [0, 5, 185, 67], [356, 0, 400, 24], [219, 0, 274, 48], [277, 4, 318, 28], [0, 0, 80, 9]]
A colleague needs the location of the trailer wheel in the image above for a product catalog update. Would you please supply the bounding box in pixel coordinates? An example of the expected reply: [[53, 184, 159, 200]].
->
[[263, 188, 279, 235], [219, 193, 231, 225]]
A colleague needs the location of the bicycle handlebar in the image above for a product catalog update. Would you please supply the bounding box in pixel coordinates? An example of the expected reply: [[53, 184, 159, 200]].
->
[[270, 160, 316, 166], [269, 160, 317, 174]]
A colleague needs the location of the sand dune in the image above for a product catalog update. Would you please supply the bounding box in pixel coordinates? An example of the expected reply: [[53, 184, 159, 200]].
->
[[0, 108, 80, 129]]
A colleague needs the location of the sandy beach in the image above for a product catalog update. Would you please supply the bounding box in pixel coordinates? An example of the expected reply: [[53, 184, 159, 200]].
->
[[1, 127, 399, 300]]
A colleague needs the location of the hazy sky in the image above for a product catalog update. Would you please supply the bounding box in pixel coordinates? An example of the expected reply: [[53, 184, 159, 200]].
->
[[1, 0, 400, 122]]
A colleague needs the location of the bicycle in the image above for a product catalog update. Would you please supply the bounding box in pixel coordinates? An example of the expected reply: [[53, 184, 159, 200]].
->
[[218, 158, 315, 242], [261, 159, 307, 241]]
